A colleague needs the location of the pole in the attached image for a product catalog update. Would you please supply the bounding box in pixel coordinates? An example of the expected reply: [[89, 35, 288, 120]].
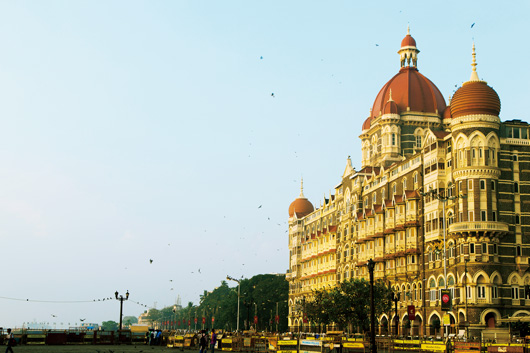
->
[[464, 258, 469, 341], [237, 282, 240, 332], [368, 259, 377, 353], [276, 302, 279, 333], [443, 199, 448, 340], [119, 297, 123, 331]]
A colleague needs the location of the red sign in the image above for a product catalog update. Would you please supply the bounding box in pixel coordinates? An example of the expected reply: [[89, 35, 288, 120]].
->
[[188, 320, 191, 326], [202, 317, 206, 324], [303, 314, 308, 324], [254, 315, 258, 324], [212, 316, 215, 323], [407, 305, 416, 320], [194, 318, 198, 324], [275, 315, 279, 323], [178, 320, 181, 326]]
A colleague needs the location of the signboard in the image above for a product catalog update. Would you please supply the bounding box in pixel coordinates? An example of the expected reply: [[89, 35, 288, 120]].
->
[[202, 317, 206, 324], [421, 343, 447, 351], [407, 305, 416, 320], [254, 316, 258, 324], [441, 289, 451, 311], [212, 316, 215, 323], [343, 343, 365, 348], [443, 314, 451, 326], [194, 318, 198, 324]]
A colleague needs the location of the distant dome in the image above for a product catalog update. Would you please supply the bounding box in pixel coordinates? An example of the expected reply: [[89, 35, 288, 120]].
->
[[443, 105, 452, 120], [288, 198, 314, 218], [362, 117, 372, 131], [289, 179, 314, 218]]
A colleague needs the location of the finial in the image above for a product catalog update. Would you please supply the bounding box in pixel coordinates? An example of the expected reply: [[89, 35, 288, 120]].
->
[[470, 42, 480, 81], [407, 25, 410, 35], [388, 89, 393, 102], [299, 178, 305, 198]]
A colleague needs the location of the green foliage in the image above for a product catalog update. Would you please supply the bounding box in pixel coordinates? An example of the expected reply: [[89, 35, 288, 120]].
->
[[101, 321, 118, 331], [301, 278, 392, 332], [147, 274, 289, 332], [123, 316, 138, 326]]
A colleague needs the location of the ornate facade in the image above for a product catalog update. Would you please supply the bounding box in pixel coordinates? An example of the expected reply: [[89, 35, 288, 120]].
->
[[287, 30, 530, 338]]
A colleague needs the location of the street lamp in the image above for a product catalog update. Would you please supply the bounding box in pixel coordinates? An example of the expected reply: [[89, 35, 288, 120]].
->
[[419, 183, 466, 338], [173, 305, 177, 331], [226, 275, 241, 332], [367, 259, 377, 353], [114, 290, 129, 331]]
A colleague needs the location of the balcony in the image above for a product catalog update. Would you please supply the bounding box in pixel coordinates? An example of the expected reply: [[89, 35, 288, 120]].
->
[[448, 221, 509, 234]]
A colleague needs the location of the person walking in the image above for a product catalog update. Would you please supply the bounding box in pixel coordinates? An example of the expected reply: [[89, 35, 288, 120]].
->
[[5, 328, 14, 353], [199, 331, 207, 353], [210, 329, 217, 353]]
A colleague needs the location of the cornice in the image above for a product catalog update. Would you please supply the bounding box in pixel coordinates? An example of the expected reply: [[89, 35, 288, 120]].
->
[[453, 166, 501, 180]]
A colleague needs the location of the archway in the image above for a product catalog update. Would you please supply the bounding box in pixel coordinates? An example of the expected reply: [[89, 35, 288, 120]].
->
[[380, 316, 389, 336], [485, 312, 496, 328], [413, 315, 423, 336], [429, 315, 441, 337]]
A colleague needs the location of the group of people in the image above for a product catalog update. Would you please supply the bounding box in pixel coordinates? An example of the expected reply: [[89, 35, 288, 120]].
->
[[146, 329, 163, 345], [199, 329, 217, 353]]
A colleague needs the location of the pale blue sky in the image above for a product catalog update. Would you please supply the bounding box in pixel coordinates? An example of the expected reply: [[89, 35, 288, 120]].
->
[[0, 0, 528, 327]]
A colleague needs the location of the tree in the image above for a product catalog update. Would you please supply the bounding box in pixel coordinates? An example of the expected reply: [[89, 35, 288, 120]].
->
[[123, 316, 138, 327], [101, 321, 119, 331], [301, 278, 392, 333]]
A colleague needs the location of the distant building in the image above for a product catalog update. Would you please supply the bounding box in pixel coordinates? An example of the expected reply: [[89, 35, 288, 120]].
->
[[287, 29, 530, 338]]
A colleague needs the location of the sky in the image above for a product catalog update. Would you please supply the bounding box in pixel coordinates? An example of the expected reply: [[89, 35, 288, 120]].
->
[[0, 0, 528, 328]]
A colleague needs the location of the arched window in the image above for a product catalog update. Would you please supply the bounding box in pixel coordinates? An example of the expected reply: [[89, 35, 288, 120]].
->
[[392, 133, 396, 146]]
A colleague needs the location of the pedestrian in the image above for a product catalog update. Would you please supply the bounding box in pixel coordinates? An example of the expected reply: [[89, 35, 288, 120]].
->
[[5, 328, 14, 353], [199, 331, 207, 353], [210, 329, 217, 353]]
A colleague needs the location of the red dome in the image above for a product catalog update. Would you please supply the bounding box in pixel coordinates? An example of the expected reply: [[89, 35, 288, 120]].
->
[[362, 117, 372, 130], [383, 99, 400, 115], [443, 106, 452, 120], [371, 67, 446, 119], [401, 34, 416, 48], [289, 198, 314, 218], [450, 80, 500, 119]]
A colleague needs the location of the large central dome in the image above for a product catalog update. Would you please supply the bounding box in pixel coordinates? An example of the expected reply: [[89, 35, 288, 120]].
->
[[371, 67, 446, 118], [364, 29, 446, 128]]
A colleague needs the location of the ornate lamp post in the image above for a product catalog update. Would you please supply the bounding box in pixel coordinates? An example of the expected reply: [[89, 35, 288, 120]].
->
[[226, 275, 241, 332], [391, 290, 400, 336], [114, 290, 129, 331], [367, 259, 377, 353]]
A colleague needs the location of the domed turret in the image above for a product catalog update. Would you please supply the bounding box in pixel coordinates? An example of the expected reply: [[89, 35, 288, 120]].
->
[[450, 44, 500, 118], [288, 179, 314, 218], [382, 90, 400, 115]]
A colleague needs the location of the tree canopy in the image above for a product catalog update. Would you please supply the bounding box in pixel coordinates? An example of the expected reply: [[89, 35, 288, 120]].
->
[[301, 278, 392, 332]]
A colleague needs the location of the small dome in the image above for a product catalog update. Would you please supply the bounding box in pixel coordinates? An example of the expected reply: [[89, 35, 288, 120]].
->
[[450, 80, 500, 118], [401, 34, 416, 48], [288, 198, 314, 218], [383, 95, 400, 115], [443, 106, 452, 120], [362, 117, 372, 131]]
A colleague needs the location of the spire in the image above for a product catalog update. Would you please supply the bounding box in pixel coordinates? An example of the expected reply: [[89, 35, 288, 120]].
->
[[469, 42, 480, 81], [407, 25, 410, 35], [299, 178, 305, 198], [388, 89, 394, 102]]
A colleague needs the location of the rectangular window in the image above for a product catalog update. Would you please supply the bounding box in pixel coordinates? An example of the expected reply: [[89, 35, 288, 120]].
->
[[482, 243, 487, 254], [469, 211, 474, 222], [459, 212, 463, 222], [512, 287, 520, 300], [430, 290, 437, 301], [466, 286, 472, 299], [477, 286, 486, 299], [492, 211, 497, 222], [481, 211, 487, 221], [491, 286, 498, 299], [480, 180, 486, 190], [468, 180, 473, 190], [493, 244, 498, 254], [516, 215, 521, 224], [470, 243, 475, 254]]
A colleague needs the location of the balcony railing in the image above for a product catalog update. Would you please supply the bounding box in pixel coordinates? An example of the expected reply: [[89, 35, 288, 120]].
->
[[448, 221, 509, 233]]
